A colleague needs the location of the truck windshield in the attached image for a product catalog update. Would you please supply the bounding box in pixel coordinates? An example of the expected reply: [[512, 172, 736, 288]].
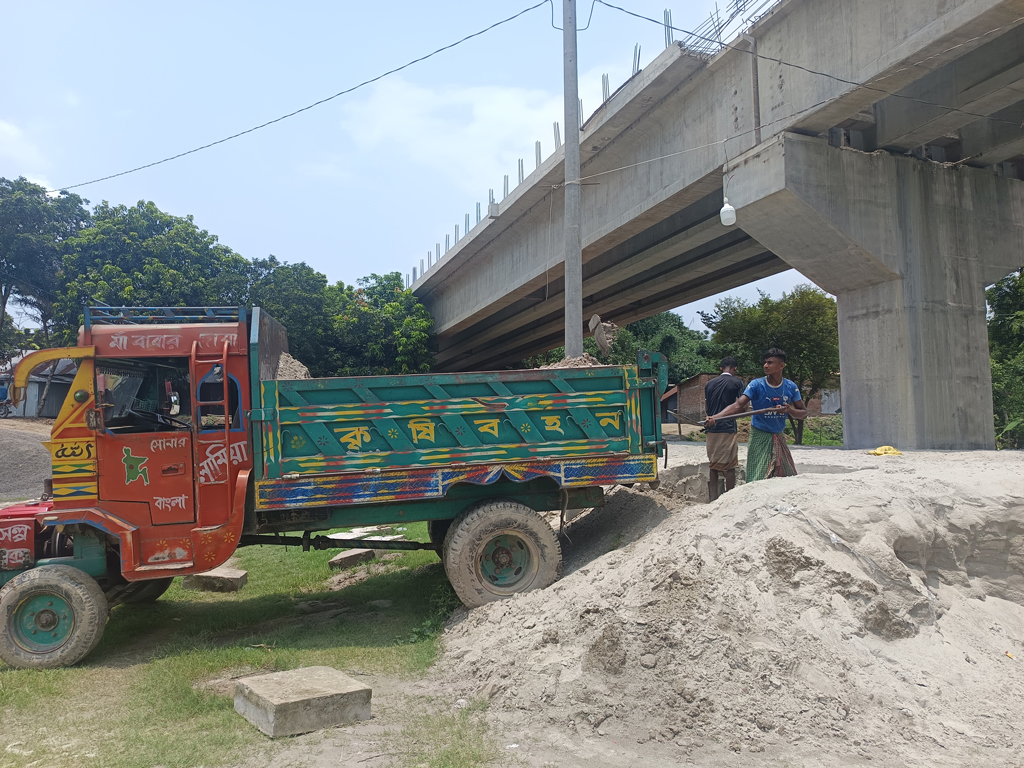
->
[[96, 359, 191, 433], [99, 372, 144, 420]]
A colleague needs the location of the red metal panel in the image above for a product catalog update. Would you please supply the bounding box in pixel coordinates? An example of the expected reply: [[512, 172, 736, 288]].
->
[[88, 322, 247, 358], [97, 433, 196, 525]]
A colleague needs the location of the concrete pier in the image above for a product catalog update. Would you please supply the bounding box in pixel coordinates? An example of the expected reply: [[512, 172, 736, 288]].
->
[[730, 133, 1024, 449]]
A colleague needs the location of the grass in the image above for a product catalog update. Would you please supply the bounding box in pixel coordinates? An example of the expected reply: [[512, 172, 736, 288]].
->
[[0, 522, 495, 768], [387, 698, 498, 768]]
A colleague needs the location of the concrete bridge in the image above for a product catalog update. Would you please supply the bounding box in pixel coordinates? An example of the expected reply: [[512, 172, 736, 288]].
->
[[412, 0, 1024, 450]]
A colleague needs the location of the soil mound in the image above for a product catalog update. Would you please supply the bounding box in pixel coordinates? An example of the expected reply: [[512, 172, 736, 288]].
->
[[276, 352, 311, 379], [438, 453, 1024, 766], [541, 353, 603, 368]]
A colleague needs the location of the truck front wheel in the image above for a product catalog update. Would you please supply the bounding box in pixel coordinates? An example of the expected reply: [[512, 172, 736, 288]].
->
[[0, 565, 108, 669], [442, 500, 562, 608]]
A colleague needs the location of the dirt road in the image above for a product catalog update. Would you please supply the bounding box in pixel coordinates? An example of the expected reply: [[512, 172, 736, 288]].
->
[[0, 418, 50, 502]]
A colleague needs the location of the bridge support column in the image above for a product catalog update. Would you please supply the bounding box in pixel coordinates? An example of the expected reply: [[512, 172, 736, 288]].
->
[[730, 133, 1024, 450]]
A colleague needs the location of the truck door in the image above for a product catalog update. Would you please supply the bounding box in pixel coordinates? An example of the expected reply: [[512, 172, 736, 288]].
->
[[94, 364, 197, 526], [190, 342, 249, 528]]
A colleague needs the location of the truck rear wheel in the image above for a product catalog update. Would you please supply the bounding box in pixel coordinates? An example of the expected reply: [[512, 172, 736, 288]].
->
[[442, 500, 561, 608], [0, 565, 108, 669]]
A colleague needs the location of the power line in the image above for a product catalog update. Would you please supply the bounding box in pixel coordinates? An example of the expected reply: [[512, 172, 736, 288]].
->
[[560, 91, 842, 186], [56, 1, 551, 192], [596, 0, 1024, 134]]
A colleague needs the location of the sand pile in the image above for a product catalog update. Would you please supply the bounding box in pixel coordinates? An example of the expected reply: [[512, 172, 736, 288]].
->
[[276, 352, 311, 379], [542, 353, 604, 368], [437, 452, 1024, 766]]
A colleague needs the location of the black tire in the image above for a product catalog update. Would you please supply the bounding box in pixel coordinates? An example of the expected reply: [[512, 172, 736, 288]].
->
[[120, 577, 173, 605], [442, 500, 562, 608], [0, 565, 108, 669], [427, 519, 453, 552]]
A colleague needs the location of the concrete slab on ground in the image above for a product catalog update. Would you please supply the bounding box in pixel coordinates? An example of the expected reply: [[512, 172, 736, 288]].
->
[[182, 566, 248, 592], [234, 666, 372, 738], [328, 548, 375, 570]]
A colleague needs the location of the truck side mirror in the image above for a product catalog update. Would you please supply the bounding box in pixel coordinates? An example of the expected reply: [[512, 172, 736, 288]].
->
[[169, 392, 180, 416]]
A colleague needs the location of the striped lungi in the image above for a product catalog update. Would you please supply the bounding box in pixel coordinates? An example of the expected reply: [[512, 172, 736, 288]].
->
[[705, 431, 740, 471], [746, 427, 798, 482]]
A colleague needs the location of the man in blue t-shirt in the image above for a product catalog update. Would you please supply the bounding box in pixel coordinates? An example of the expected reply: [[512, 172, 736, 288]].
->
[[706, 348, 807, 481]]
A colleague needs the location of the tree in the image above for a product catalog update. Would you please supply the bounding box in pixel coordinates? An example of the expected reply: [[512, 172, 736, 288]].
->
[[518, 311, 719, 383], [0, 177, 91, 349], [54, 200, 250, 343], [330, 272, 434, 376], [987, 268, 1024, 448], [700, 285, 840, 444], [246, 257, 342, 378]]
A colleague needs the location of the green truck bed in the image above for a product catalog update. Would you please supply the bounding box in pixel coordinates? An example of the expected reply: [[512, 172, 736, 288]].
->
[[248, 309, 668, 514]]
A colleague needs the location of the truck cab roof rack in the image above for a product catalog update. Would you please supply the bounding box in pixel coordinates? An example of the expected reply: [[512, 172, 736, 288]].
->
[[85, 306, 245, 329]]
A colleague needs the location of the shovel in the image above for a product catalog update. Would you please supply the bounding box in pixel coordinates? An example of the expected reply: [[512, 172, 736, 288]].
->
[[698, 407, 783, 426]]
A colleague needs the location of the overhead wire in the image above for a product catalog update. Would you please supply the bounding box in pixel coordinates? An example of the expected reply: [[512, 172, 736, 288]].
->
[[51, 0, 1024, 194], [55, 0, 551, 191]]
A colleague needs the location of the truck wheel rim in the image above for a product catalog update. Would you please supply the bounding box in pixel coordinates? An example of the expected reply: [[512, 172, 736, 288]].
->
[[12, 592, 75, 654], [478, 533, 537, 592]]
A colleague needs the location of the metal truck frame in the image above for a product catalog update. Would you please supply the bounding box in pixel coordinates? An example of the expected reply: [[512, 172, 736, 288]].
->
[[0, 306, 667, 669]]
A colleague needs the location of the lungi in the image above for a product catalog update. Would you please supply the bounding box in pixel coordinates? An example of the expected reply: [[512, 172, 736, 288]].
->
[[705, 431, 740, 471], [746, 427, 798, 481]]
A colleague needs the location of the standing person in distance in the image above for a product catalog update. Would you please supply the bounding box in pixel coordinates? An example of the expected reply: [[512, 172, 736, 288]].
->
[[703, 356, 743, 500], [706, 348, 807, 482]]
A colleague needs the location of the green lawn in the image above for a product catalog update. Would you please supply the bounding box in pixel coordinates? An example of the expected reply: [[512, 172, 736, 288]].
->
[[0, 523, 484, 768]]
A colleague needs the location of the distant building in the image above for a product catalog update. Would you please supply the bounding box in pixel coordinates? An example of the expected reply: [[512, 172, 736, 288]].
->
[[661, 373, 717, 424], [0, 353, 78, 419]]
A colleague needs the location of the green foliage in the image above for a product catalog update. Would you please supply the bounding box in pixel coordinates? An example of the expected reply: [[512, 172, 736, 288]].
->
[[0, 177, 91, 349], [246, 257, 341, 377], [785, 415, 844, 446], [18, 196, 436, 375], [699, 284, 840, 404], [54, 201, 250, 344], [331, 272, 435, 376], [519, 311, 718, 381], [983, 268, 1024, 448], [987, 268, 1024, 449]]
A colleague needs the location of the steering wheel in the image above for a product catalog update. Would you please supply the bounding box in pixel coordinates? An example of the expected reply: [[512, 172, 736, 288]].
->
[[130, 408, 191, 430]]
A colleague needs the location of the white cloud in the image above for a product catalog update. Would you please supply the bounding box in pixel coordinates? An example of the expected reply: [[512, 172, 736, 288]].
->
[[339, 78, 563, 198], [0, 119, 50, 183]]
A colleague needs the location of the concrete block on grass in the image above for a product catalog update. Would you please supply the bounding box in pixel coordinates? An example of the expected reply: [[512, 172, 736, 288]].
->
[[182, 566, 248, 592], [328, 548, 375, 570], [234, 666, 372, 738]]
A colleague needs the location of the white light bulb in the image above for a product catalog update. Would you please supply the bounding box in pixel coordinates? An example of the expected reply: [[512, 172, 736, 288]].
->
[[720, 196, 737, 227]]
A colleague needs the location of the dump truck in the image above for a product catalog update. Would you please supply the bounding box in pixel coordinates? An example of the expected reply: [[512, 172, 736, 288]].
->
[[0, 306, 667, 669]]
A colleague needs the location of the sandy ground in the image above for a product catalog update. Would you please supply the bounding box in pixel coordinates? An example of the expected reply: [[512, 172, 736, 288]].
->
[[6, 416, 1022, 766], [0, 418, 52, 502], [232, 445, 1023, 768]]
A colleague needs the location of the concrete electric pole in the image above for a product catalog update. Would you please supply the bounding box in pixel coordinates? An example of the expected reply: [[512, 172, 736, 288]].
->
[[562, 0, 583, 357]]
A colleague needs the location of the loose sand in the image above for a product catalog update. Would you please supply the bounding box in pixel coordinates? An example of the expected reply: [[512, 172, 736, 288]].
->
[[437, 447, 1024, 767], [276, 351, 311, 379]]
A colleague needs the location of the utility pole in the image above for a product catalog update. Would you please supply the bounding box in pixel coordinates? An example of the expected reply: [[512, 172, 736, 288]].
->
[[562, 0, 583, 357]]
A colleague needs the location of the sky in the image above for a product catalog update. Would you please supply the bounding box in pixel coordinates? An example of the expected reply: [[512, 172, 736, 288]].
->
[[2, 0, 804, 332]]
